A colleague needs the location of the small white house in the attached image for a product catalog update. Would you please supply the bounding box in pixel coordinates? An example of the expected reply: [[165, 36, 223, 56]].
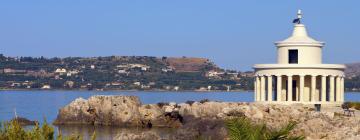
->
[[41, 85, 51, 89], [66, 70, 79, 77], [55, 68, 67, 74], [118, 69, 128, 74], [11, 83, 21, 87], [129, 64, 150, 71], [207, 71, 224, 78], [161, 67, 174, 72], [207, 86, 212, 91], [174, 86, 179, 91], [133, 82, 141, 86]]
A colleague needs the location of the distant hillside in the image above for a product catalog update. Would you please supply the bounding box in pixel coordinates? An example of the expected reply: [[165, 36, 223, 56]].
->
[[165, 57, 219, 72], [343, 63, 360, 91], [0, 55, 252, 91], [345, 62, 360, 78]]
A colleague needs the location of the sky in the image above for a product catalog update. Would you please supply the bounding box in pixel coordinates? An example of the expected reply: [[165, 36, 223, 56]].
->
[[0, 1, 359, 71]]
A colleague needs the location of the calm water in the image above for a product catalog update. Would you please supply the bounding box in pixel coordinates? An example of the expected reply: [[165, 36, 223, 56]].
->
[[0, 90, 255, 122], [0, 90, 359, 139]]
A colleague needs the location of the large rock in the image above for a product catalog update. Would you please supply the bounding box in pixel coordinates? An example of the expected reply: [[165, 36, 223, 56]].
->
[[54, 96, 142, 126], [178, 102, 246, 118]]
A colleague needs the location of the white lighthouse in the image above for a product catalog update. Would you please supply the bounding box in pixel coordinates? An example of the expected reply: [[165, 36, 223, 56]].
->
[[253, 10, 345, 105]]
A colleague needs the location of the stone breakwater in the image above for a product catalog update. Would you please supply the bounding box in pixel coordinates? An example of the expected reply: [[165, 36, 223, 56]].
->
[[54, 95, 360, 140]]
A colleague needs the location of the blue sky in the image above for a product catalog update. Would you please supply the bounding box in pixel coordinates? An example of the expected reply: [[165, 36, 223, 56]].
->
[[0, 1, 359, 71]]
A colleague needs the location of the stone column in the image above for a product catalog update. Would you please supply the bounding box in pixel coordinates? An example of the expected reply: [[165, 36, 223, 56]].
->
[[254, 78, 257, 101], [336, 76, 341, 102], [276, 75, 282, 102], [260, 76, 266, 101], [287, 75, 293, 101], [329, 76, 335, 102], [321, 75, 327, 102], [341, 76, 345, 102], [311, 75, 317, 102], [256, 76, 261, 101], [267, 75, 273, 101], [299, 75, 305, 102]]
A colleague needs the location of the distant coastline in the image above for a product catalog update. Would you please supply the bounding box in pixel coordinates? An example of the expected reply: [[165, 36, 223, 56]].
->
[[1, 54, 360, 92], [1, 88, 359, 93], [0, 88, 252, 93]]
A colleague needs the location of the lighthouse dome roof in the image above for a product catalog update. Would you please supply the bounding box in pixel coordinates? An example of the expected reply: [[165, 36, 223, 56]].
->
[[275, 24, 324, 47]]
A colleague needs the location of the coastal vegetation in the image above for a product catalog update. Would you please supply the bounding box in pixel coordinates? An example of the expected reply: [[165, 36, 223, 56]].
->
[[1, 117, 305, 140], [345, 102, 360, 110], [226, 117, 304, 140], [0, 119, 96, 140]]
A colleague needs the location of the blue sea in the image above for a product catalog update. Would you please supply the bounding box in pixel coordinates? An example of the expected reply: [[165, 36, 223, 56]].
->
[[0, 90, 255, 122]]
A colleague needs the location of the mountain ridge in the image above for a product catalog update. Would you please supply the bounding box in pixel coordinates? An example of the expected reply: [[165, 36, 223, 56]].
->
[[345, 62, 360, 77]]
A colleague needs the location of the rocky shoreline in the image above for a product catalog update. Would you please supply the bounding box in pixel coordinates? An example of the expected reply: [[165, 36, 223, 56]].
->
[[54, 95, 360, 140]]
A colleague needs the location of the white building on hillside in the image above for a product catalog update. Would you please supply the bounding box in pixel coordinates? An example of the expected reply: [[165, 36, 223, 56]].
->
[[55, 68, 67, 75]]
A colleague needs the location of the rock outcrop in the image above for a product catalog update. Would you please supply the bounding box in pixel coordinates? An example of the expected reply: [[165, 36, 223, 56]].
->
[[54, 96, 183, 128], [54, 96, 142, 126], [54, 95, 360, 140], [11, 117, 38, 126]]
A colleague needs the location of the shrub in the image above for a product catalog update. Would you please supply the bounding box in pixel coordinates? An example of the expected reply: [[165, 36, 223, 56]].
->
[[0, 120, 27, 140], [145, 104, 152, 109], [185, 100, 195, 106], [0, 119, 94, 140], [157, 102, 169, 108], [225, 117, 304, 140], [346, 102, 360, 110], [41, 120, 54, 140], [199, 99, 210, 104]]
